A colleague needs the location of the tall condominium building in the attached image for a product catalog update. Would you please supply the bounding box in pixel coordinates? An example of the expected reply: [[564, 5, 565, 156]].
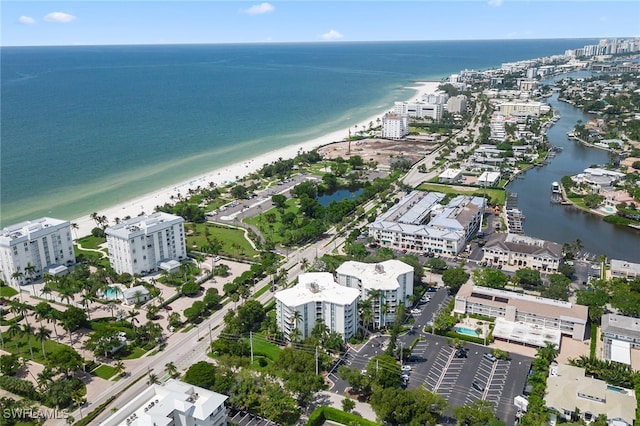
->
[[369, 191, 485, 255], [275, 272, 359, 341], [99, 379, 228, 426], [393, 101, 443, 121], [105, 212, 186, 275], [446, 95, 467, 114], [0, 217, 75, 288], [381, 113, 409, 139], [336, 260, 414, 328]]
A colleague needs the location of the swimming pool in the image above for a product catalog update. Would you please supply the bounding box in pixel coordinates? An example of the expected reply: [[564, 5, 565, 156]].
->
[[104, 287, 123, 300], [456, 327, 480, 338]]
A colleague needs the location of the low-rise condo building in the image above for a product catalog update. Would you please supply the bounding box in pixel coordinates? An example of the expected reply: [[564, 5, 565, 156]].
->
[[275, 273, 359, 341], [99, 379, 228, 426], [481, 233, 563, 272], [545, 364, 635, 426], [106, 212, 186, 275], [478, 171, 501, 187], [368, 191, 485, 255], [0, 217, 75, 288], [609, 259, 640, 280], [336, 260, 413, 328], [454, 283, 588, 347], [438, 168, 463, 184], [601, 313, 640, 367]]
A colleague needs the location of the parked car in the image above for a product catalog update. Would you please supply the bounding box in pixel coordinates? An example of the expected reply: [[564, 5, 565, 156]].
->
[[401, 374, 410, 381], [472, 380, 485, 391], [483, 353, 497, 362], [401, 365, 412, 372]]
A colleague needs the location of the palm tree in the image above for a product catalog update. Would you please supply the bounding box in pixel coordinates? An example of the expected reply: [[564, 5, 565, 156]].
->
[[537, 341, 559, 364], [291, 310, 303, 341], [22, 323, 35, 359], [24, 263, 36, 283], [146, 372, 160, 385], [114, 360, 126, 377], [128, 310, 140, 330], [368, 289, 385, 329], [36, 326, 51, 359], [71, 222, 79, 240], [165, 362, 178, 378], [7, 322, 21, 353]]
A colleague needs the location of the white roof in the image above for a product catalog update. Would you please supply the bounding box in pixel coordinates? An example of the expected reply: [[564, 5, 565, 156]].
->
[[439, 168, 462, 179], [275, 272, 359, 307], [336, 260, 413, 291], [99, 379, 227, 426], [610, 340, 631, 365], [105, 212, 183, 239], [0, 217, 69, 245], [122, 285, 150, 298], [478, 171, 501, 183]]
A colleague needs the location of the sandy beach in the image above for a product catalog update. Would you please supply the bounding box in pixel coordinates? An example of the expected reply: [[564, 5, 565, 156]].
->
[[72, 81, 441, 238]]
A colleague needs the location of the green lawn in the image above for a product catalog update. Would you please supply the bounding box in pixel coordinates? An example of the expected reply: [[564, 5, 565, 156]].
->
[[244, 199, 300, 246], [0, 332, 69, 363], [76, 235, 106, 250], [119, 346, 147, 360], [92, 364, 118, 380], [245, 333, 281, 361], [0, 285, 18, 297], [185, 222, 258, 258], [416, 183, 507, 205]]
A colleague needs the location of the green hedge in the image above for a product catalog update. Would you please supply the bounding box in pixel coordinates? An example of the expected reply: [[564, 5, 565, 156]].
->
[[74, 396, 116, 426], [306, 406, 379, 426], [442, 331, 485, 346]]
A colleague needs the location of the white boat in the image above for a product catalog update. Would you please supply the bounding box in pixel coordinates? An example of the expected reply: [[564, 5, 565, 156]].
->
[[551, 182, 561, 193]]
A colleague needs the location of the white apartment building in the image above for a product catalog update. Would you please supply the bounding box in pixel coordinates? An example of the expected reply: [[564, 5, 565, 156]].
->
[[275, 272, 359, 341], [106, 212, 186, 275], [0, 217, 75, 288], [368, 191, 485, 255], [482, 233, 563, 272], [454, 283, 588, 346], [446, 95, 467, 114], [99, 379, 228, 426], [477, 171, 501, 187], [393, 101, 443, 121], [336, 260, 414, 328], [381, 113, 409, 139], [438, 168, 463, 184], [497, 100, 549, 117]]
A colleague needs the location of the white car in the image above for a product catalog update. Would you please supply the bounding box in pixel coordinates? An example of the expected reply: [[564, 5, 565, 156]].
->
[[401, 374, 410, 381], [411, 309, 421, 315], [401, 365, 412, 372]]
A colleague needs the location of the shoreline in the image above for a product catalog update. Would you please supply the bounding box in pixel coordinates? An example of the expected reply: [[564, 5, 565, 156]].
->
[[71, 81, 441, 238]]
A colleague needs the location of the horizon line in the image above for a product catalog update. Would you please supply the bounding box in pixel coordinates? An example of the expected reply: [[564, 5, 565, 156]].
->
[[1, 36, 629, 49]]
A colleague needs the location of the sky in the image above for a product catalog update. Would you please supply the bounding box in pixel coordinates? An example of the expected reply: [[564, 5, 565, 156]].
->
[[1, 1, 639, 47]]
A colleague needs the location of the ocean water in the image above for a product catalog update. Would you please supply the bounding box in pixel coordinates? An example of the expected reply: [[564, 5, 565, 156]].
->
[[0, 39, 596, 226]]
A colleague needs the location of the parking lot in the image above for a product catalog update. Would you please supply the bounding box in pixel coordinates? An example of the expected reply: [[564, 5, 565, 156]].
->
[[228, 409, 278, 426], [327, 286, 533, 426], [402, 336, 531, 426]]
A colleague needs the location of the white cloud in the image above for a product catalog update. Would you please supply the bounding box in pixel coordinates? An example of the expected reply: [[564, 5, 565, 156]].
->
[[488, 0, 503, 7], [43, 12, 76, 23], [18, 16, 36, 25], [241, 3, 275, 15], [320, 29, 343, 41]]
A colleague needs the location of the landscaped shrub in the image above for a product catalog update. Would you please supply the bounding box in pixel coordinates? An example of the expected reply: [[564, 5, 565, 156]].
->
[[306, 406, 379, 426]]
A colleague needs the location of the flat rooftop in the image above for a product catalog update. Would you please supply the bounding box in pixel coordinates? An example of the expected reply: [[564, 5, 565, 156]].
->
[[456, 283, 588, 323]]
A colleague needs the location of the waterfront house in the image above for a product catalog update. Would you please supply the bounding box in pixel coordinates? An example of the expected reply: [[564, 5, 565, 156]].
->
[[610, 259, 640, 280], [481, 233, 563, 272]]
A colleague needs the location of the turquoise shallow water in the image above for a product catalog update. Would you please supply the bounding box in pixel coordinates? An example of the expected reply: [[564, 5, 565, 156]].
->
[[0, 39, 596, 226]]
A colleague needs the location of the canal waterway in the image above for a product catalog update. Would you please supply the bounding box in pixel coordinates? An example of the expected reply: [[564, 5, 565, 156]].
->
[[506, 73, 640, 263]]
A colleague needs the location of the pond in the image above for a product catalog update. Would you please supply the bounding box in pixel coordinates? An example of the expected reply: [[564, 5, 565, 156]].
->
[[317, 188, 364, 207]]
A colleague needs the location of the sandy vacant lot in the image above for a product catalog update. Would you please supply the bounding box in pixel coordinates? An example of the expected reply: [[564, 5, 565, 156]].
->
[[318, 138, 439, 167]]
